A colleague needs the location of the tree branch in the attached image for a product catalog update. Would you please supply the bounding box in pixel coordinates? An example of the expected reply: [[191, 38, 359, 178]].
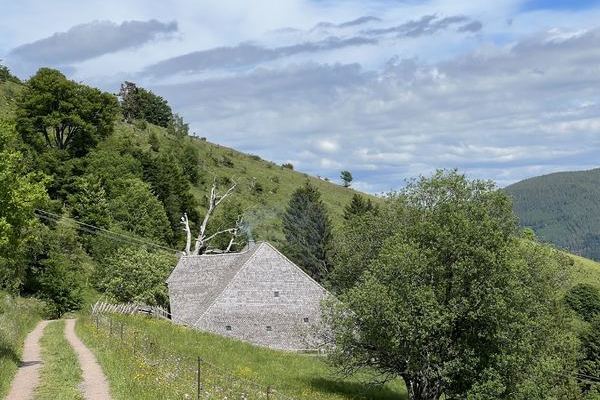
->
[[191, 179, 237, 255]]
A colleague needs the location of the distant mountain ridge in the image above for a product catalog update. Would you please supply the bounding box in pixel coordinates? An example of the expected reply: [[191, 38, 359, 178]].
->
[[505, 168, 600, 261]]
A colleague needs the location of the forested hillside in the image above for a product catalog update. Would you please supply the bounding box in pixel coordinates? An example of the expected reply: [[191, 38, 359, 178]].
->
[[505, 168, 600, 261]]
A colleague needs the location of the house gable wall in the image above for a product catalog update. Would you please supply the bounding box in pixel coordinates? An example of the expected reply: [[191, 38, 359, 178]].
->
[[195, 243, 327, 350]]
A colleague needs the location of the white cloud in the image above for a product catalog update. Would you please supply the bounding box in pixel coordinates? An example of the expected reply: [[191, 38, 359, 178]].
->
[[2, 0, 600, 192]]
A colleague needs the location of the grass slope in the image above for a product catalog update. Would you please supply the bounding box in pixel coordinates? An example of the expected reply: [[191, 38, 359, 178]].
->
[[0, 78, 370, 250], [114, 121, 369, 247], [77, 314, 406, 400], [35, 320, 84, 400], [505, 168, 600, 261], [0, 292, 45, 397]]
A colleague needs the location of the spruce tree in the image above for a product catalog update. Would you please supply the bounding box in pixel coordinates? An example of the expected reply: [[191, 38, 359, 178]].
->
[[282, 182, 333, 282], [343, 193, 375, 220]]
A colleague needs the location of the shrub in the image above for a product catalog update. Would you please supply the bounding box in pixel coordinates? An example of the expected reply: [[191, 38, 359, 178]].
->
[[220, 156, 234, 168], [282, 163, 294, 170], [565, 283, 600, 322], [96, 247, 176, 307]]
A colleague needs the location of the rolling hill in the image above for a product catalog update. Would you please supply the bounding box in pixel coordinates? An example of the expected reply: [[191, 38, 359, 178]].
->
[[505, 168, 600, 261], [0, 77, 365, 253]]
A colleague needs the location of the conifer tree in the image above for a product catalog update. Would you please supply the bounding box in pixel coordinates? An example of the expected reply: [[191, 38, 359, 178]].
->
[[282, 182, 333, 282], [343, 193, 375, 220]]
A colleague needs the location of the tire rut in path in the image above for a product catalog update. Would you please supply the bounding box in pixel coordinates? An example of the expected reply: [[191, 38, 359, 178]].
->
[[5, 320, 51, 400], [63, 319, 112, 400]]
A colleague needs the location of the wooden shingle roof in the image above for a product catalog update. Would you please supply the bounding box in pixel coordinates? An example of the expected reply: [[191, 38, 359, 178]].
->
[[166, 243, 262, 318]]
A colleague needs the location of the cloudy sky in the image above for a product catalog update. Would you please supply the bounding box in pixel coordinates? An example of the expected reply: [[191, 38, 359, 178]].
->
[[3, 0, 600, 192]]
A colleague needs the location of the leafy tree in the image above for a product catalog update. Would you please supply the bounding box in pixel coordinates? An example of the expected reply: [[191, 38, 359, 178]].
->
[[565, 283, 600, 323], [324, 170, 578, 400], [331, 195, 405, 292], [96, 247, 176, 307], [283, 182, 333, 282], [108, 178, 172, 243], [0, 119, 48, 290], [343, 193, 375, 220], [282, 163, 294, 170], [0, 62, 20, 83], [141, 151, 199, 243], [67, 175, 113, 229], [168, 113, 190, 137], [181, 143, 201, 184], [16, 68, 118, 155], [340, 170, 353, 187], [579, 315, 600, 397], [119, 81, 172, 127], [24, 218, 92, 317]]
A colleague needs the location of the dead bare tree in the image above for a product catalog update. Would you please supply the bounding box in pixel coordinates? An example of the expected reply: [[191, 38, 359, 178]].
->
[[180, 179, 242, 255], [180, 213, 191, 255]]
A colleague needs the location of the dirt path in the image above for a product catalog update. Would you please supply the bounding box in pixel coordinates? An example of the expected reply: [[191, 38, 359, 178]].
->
[[63, 319, 111, 400], [5, 320, 51, 400]]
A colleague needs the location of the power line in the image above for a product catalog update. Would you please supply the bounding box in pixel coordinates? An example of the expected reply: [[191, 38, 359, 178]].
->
[[34, 209, 180, 254]]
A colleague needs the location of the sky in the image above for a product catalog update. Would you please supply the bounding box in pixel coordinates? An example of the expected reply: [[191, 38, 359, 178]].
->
[[2, 0, 600, 193]]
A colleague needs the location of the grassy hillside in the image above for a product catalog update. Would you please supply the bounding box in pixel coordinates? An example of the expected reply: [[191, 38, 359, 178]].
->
[[1, 78, 367, 252], [142, 122, 367, 246], [505, 168, 600, 261]]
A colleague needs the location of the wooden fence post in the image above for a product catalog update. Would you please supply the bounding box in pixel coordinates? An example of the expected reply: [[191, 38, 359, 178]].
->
[[197, 357, 202, 400]]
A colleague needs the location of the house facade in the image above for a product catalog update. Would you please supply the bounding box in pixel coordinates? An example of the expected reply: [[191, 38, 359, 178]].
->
[[166, 241, 328, 350]]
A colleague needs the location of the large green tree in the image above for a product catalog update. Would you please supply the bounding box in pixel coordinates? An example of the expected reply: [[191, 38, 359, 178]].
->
[[325, 170, 578, 400], [24, 218, 93, 317], [16, 68, 118, 155], [282, 182, 333, 282], [0, 119, 47, 290], [119, 81, 172, 127]]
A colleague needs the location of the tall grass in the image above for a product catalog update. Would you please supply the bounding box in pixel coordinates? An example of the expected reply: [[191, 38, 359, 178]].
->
[[77, 314, 406, 400], [0, 292, 46, 397]]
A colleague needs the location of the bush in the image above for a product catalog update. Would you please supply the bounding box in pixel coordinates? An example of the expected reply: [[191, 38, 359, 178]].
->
[[96, 247, 176, 307], [220, 156, 234, 168], [0, 64, 20, 83], [134, 119, 148, 131], [249, 154, 262, 161], [282, 163, 294, 170], [565, 283, 600, 322], [24, 220, 91, 317]]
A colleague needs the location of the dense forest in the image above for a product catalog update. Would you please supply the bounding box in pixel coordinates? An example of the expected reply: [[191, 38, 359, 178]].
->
[[505, 168, 600, 261]]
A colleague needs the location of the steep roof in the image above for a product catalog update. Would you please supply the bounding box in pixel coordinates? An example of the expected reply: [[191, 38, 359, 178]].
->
[[166, 243, 262, 318]]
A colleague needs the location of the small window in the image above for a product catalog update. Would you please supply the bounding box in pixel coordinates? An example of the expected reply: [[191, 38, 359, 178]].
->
[[266, 326, 272, 331], [303, 317, 309, 323], [225, 325, 232, 331], [274, 291, 280, 297]]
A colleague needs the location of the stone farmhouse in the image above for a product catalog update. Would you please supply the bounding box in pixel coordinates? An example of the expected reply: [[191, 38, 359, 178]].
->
[[166, 241, 329, 350]]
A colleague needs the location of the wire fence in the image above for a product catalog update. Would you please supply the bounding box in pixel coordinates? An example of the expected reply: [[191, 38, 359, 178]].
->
[[86, 311, 296, 400]]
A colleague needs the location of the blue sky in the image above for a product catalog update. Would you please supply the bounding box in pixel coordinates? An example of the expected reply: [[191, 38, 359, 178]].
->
[[2, 0, 600, 193]]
